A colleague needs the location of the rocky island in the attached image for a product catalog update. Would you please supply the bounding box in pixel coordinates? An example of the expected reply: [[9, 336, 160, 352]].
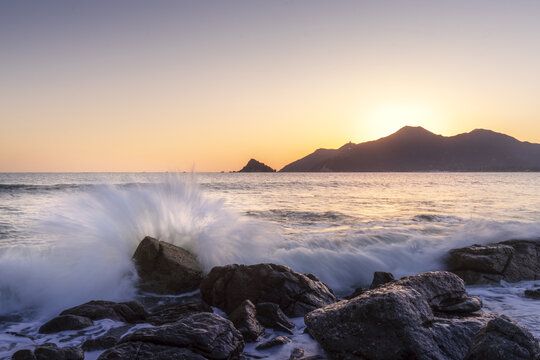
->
[[238, 159, 276, 172]]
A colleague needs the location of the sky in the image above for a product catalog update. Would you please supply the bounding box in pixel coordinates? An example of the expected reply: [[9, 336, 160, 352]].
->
[[1, 0, 540, 172]]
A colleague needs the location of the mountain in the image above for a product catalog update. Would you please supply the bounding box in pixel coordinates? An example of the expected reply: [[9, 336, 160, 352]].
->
[[238, 159, 276, 172], [280, 126, 540, 172]]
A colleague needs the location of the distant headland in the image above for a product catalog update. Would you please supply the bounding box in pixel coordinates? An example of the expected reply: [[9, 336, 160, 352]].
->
[[278, 126, 540, 172]]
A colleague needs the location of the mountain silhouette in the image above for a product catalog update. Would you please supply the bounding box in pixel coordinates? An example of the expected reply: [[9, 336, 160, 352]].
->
[[280, 126, 540, 172]]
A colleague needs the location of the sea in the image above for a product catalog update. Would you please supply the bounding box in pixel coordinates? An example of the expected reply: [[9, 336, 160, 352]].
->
[[0, 172, 539, 359]]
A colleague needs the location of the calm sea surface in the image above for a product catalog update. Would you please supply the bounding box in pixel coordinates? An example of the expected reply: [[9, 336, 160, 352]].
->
[[1, 172, 539, 357]]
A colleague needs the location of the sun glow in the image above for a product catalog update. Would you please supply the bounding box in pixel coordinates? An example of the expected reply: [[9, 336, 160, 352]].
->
[[357, 103, 438, 142]]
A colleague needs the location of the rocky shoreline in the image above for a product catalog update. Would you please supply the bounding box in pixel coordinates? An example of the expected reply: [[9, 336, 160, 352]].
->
[[11, 237, 540, 360]]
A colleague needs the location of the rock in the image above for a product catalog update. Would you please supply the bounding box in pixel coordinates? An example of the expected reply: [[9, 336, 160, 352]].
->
[[98, 342, 207, 360], [305, 271, 504, 360], [119, 312, 244, 359], [200, 263, 336, 317], [344, 287, 365, 300], [11, 350, 35, 360], [255, 335, 291, 350], [38, 314, 93, 334], [396, 271, 482, 313], [12, 344, 84, 360], [369, 271, 394, 289], [60, 300, 148, 323], [255, 302, 295, 334], [464, 316, 540, 360], [238, 159, 276, 172], [447, 239, 540, 284], [147, 300, 213, 325], [133, 236, 203, 295], [82, 336, 118, 351], [228, 300, 264, 342], [524, 288, 540, 300], [289, 348, 305, 360]]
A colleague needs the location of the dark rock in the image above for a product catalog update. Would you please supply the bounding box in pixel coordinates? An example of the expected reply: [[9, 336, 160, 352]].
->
[[11, 349, 36, 360], [255, 302, 295, 334], [396, 271, 482, 313], [38, 314, 93, 334], [147, 300, 213, 325], [60, 300, 148, 323], [98, 342, 207, 360], [524, 288, 540, 300], [369, 271, 394, 289], [447, 239, 540, 284], [120, 312, 244, 359], [200, 263, 336, 317], [33, 343, 84, 360], [300, 356, 327, 360], [255, 335, 291, 350], [133, 236, 203, 295], [238, 159, 275, 172], [228, 300, 264, 342], [82, 336, 118, 351], [305, 271, 503, 360], [289, 348, 305, 360], [464, 316, 540, 360], [344, 287, 365, 300]]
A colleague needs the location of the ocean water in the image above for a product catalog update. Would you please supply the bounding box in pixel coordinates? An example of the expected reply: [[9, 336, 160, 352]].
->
[[0, 172, 539, 358]]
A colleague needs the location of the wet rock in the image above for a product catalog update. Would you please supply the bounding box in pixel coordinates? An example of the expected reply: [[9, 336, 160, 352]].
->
[[255, 335, 291, 350], [289, 348, 305, 360], [228, 300, 264, 342], [147, 299, 212, 325], [255, 302, 295, 334], [82, 336, 118, 351], [60, 300, 148, 323], [524, 288, 540, 300], [38, 314, 93, 334], [369, 271, 394, 289], [305, 271, 504, 360], [447, 239, 540, 284], [396, 271, 482, 313], [200, 263, 336, 317], [132, 236, 203, 295], [17, 343, 84, 360], [11, 349, 35, 360], [98, 342, 207, 360], [344, 287, 365, 300], [464, 316, 540, 360], [119, 312, 244, 359]]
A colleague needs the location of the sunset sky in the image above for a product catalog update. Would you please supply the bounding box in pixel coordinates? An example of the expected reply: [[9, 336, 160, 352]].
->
[[2, 1, 540, 172]]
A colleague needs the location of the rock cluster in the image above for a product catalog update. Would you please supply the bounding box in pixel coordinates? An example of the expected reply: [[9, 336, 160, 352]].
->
[[305, 271, 539, 360], [447, 239, 540, 284], [14, 237, 540, 360]]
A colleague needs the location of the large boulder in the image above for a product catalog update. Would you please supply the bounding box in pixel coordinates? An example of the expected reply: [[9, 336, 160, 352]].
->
[[255, 302, 295, 334], [12, 343, 84, 360], [147, 299, 213, 326], [133, 236, 203, 294], [98, 342, 207, 360], [38, 314, 93, 334], [304, 271, 513, 360], [60, 300, 147, 323], [464, 316, 540, 360], [200, 263, 336, 317], [227, 300, 264, 342], [100, 312, 244, 360], [447, 239, 540, 284], [395, 271, 482, 313]]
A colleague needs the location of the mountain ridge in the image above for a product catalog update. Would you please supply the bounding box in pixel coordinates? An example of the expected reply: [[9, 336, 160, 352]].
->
[[280, 127, 540, 172]]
